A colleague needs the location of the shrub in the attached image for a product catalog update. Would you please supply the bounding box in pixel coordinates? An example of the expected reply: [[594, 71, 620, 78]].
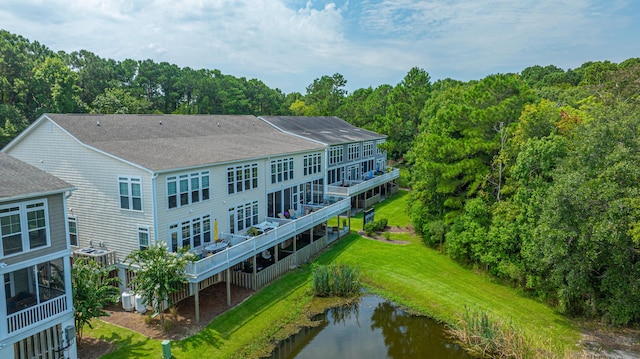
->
[[312, 263, 361, 297], [364, 218, 389, 236]]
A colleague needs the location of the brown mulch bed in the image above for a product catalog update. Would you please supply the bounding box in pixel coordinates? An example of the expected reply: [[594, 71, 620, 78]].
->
[[77, 282, 254, 359]]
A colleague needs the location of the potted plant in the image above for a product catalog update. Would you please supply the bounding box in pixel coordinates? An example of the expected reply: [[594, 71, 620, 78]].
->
[[247, 227, 260, 237]]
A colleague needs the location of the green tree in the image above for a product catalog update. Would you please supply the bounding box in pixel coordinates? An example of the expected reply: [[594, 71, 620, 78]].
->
[[303, 73, 347, 115], [72, 257, 121, 340], [381, 67, 431, 160], [32, 56, 85, 113], [91, 87, 152, 114], [125, 243, 196, 324]]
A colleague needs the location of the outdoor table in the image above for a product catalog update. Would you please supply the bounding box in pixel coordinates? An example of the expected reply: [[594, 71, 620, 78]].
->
[[204, 242, 228, 255]]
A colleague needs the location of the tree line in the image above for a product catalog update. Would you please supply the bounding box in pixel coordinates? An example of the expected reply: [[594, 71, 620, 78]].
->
[[3, 29, 640, 325]]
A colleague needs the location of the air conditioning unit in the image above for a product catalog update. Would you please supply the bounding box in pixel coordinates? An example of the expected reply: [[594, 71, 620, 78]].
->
[[121, 291, 134, 312], [134, 293, 147, 314]]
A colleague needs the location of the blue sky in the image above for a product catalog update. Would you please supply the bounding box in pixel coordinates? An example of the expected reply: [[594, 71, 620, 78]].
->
[[1, 0, 638, 93]]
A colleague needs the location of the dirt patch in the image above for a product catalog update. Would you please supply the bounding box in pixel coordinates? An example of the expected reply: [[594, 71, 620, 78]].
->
[[77, 282, 254, 358], [580, 325, 640, 358], [77, 337, 115, 359]]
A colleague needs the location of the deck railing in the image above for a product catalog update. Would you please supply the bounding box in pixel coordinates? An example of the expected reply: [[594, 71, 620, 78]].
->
[[326, 168, 399, 197], [7, 295, 68, 334], [185, 197, 351, 280]]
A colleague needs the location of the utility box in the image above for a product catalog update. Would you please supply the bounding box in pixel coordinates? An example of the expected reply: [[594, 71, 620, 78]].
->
[[162, 340, 172, 359]]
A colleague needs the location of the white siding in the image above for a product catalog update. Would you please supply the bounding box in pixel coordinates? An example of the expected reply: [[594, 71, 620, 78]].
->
[[5, 119, 155, 263]]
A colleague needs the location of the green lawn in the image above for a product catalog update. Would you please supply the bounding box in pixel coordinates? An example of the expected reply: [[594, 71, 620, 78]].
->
[[87, 190, 581, 358]]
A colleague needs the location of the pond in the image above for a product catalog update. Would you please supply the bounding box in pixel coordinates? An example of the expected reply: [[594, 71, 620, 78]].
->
[[265, 295, 472, 359]]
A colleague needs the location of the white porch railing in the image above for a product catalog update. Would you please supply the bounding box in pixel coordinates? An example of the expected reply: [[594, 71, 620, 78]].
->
[[7, 295, 68, 334], [185, 198, 351, 280], [326, 168, 399, 197]]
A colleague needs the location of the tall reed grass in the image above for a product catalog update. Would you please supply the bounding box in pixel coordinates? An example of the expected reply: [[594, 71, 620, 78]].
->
[[312, 263, 361, 297], [449, 307, 562, 359]]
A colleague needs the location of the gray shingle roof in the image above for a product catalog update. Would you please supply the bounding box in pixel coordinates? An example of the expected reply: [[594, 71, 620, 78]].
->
[[0, 153, 74, 201], [259, 116, 385, 144], [45, 114, 325, 172]]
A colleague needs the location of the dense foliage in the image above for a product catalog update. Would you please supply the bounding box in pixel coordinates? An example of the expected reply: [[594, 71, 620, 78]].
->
[[72, 257, 121, 339], [3, 29, 640, 324]]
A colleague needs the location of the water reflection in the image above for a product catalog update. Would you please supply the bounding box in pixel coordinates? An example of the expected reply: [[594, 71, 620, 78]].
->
[[266, 295, 470, 359]]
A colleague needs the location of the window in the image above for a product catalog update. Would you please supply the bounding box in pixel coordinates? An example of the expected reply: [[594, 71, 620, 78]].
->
[[68, 217, 78, 247], [329, 146, 343, 165], [138, 226, 149, 250], [167, 171, 210, 209], [1, 200, 50, 257], [270, 158, 294, 184], [229, 202, 259, 233], [363, 141, 374, 157], [376, 140, 386, 154], [347, 144, 360, 161], [227, 164, 258, 194], [303, 153, 322, 176], [328, 168, 342, 185], [5, 258, 66, 314], [119, 176, 142, 211], [169, 215, 211, 251]]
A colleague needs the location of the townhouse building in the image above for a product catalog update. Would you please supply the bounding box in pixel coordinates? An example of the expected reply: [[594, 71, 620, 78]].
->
[[0, 153, 77, 359], [3, 114, 397, 321]]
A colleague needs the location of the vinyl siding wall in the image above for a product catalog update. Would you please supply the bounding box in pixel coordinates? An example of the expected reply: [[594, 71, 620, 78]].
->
[[0, 193, 68, 266], [5, 119, 155, 263]]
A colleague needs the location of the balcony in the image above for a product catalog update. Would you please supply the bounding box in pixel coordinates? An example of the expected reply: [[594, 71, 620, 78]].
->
[[7, 295, 69, 334], [326, 168, 399, 197], [185, 197, 351, 280]]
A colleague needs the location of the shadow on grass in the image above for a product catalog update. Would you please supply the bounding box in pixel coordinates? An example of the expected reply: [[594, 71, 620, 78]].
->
[[97, 331, 151, 359]]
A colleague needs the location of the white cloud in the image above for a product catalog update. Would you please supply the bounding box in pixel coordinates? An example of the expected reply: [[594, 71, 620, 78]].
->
[[1, 0, 639, 92]]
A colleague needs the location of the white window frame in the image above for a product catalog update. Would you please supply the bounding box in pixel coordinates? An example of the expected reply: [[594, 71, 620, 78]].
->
[[363, 141, 374, 157], [329, 146, 343, 165], [270, 158, 294, 184], [1, 199, 51, 258], [118, 176, 142, 211], [68, 216, 78, 247], [168, 214, 211, 252], [227, 163, 258, 195], [347, 143, 360, 161], [167, 171, 210, 209], [376, 140, 386, 154], [303, 153, 322, 176], [229, 201, 259, 233], [138, 226, 150, 250]]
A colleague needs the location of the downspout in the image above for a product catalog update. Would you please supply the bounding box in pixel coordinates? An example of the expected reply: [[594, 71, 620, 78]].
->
[[151, 173, 159, 246]]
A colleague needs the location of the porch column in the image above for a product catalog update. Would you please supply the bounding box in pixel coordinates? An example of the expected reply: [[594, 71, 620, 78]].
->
[[293, 236, 298, 264], [274, 244, 279, 263], [226, 268, 231, 306], [192, 282, 200, 323], [253, 255, 257, 290]]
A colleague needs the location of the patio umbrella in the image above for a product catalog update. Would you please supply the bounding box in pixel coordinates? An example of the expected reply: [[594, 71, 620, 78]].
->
[[214, 218, 219, 242]]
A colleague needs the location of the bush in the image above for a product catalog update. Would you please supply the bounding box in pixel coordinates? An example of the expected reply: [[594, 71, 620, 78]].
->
[[312, 263, 361, 297], [364, 218, 389, 236]]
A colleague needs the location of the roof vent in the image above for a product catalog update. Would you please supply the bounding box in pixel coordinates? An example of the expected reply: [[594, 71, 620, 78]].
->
[[96, 121, 100, 126], [217, 122, 220, 127], [159, 120, 162, 125]]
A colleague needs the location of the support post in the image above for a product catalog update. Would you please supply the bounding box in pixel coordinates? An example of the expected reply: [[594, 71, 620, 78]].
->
[[192, 282, 200, 323], [226, 268, 231, 306]]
